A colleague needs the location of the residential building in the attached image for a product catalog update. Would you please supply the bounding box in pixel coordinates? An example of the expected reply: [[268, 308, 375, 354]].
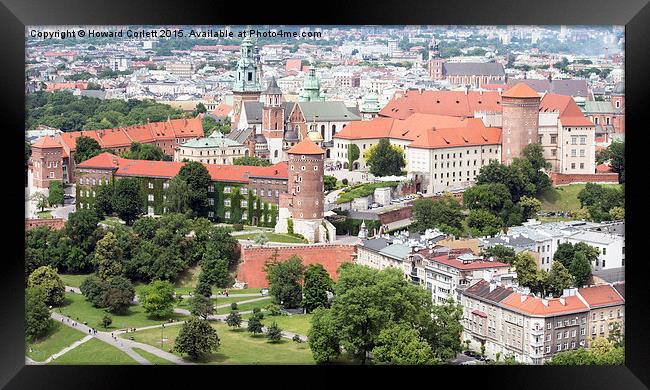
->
[[174, 131, 247, 165]]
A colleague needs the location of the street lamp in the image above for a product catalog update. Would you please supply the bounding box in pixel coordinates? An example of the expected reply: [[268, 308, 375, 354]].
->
[[161, 323, 165, 350]]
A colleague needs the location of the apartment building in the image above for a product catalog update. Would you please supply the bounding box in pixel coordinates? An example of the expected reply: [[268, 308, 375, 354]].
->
[[461, 280, 625, 364]]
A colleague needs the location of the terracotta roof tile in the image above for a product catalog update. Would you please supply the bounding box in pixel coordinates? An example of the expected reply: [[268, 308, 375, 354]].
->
[[287, 138, 325, 155], [502, 82, 540, 98], [379, 90, 502, 120], [32, 135, 62, 149], [578, 284, 625, 308], [500, 293, 589, 317]]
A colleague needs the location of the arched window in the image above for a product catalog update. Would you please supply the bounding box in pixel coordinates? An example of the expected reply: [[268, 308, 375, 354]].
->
[[332, 124, 336, 134], [274, 150, 279, 158]]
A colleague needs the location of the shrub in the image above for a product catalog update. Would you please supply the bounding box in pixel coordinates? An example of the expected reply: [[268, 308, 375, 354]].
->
[[230, 302, 238, 311], [252, 307, 264, 319], [265, 303, 282, 316], [342, 178, 348, 185]]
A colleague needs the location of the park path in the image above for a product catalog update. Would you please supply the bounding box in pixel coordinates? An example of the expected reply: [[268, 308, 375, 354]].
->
[[27, 335, 94, 365], [48, 311, 195, 365]]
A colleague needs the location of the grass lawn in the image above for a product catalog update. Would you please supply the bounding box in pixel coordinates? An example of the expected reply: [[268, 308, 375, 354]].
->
[[234, 232, 307, 244], [26, 322, 87, 362], [60, 273, 91, 288], [58, 292, 187, 331], [100, 216, 127, 228], [49, 338, 138, 365], [243, 313, 313, 336], [36, 210, 52, 219], [132, 347, 175, 365], [539, 184, 622, 212], [216, 297, 272, 314], [175, 296, 249, 310], [174, 264, 200, 291], [126, 322, 315, 364]]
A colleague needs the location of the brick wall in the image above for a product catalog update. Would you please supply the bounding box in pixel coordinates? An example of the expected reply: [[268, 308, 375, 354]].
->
[[550, 172, 619, 185], [25, 218, 65, 231], [237, 244, 357, 288], [378, 206, 412, 224]]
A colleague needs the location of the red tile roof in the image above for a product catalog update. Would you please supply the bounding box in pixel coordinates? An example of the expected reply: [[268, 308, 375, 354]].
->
[[287, 138, 325, 155], [32, 135, 63, 149], [212, 103, 233, 117], [596, 163, 611, 173], [286, 59, 302, 72], [422, 252, 510, 271], [502, 82, 540, 99], [539, 93, 593, 127], [78, 152, 288, 183], [379, 90, 502, 120], [408, 118, 502, 149], [57, 117, 203, 151], [500, 293, 589, 317], [46, 82, 88, 91], [578, 284, 625, 308]]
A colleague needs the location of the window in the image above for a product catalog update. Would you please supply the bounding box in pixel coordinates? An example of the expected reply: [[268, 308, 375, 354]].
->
[[547, 323, 551, 330], [557, 333, 562, 340], [571, 149, 577, 157], [581, 328, 586, 336], [241, 200, 248, 208], [564, 343, 569, 350], [260, 190, 265, 197], [163, 182, 169, 190], [224, 199, 231, 207], [148, 194, 154, 202], [557, 344, 562, 352], [208, 198, 214, 206], [275, 190, 279, 197], [571, 163, 576, 169], [224, 186, 231, 194], [557, 321, 562, 328], [564, 330, 569, 338], [571, 330, 576, 337], [208, 185, 214, 192], [224, 211, 230, 219], [208, 211, 214, 218], [546, 346, 551, 353], [242, 212, 247, 220], [241, 187, 248, 195], [550, 135, 557, 144], [148, 182, 154, 189]]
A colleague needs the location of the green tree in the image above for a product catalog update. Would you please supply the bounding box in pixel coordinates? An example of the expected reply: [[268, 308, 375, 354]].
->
[[466, 209, 503, 237], [27, 266, 65, 307], [140, 280, 176, 318], [177, 162, 212, 216], [74, 136, 101, 164], [411, 194, 464, 236], [101, 315, 112, 329], [266, 321, 283, 343], [519, 196, 542, 220], [513, 252, 546, 295], [164, 176, 191, 214], [265, 255, 306, 309], [48, 180, 65, 207], [132, 216, 158, 240], [608, 322, 624, 348], [102, 276, 135, 313], [112, 178, 144, 224], [308, 307, 341, 364], [189, 295, 214, 320], [174, 317, 220, 360], [302, 264, 333, 313], [546, 261, 575, 297], [80, 276, 108, 307], [202, 116, 218, 136], [372, 324, 437, 365], [598, 141, 624, 183], [25, 287, 53, 341], [195, 277, 212, 297], [94, 231, 124, 280], [225, 310, 242, 328], [463, 183, 512, 213], [423, 296, 465, 361], [127, 142, 164, 161], [193, 102, 207, 116], [347, 144, 360, 171], [30, 192, 48, 212], [93, 184, 114, 218], [247, 314, 264, 334], [476, 160, 533, 202], [481, 245, 516, 264], [609, 206, 624, 220], [569, 252, 592, 287], [323, 175, 337, 192], [364, 138, 405, 177], [232, 156, 271, 166]]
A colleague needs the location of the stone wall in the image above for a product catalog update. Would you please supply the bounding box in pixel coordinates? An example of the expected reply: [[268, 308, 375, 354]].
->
[[237, 244, 356, 288], [25, 218, 65, 231], [550, 172, 619, 185]]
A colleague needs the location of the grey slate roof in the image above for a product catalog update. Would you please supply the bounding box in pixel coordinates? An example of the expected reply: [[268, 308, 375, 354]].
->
[[298, 101, 361, 122], [361, 238, 391, 252], [243, 102, 263, 124], [443, 62, 505, 76], [613, 282, 625, 299], [378, 243, 411, 260], [463, 280, 514, 303], [583, 101, 615, 114], [507, 79, 590, 98], [227, 127, 254, 144], [593, 267, 625, 284], [265, 77, 282, 95]]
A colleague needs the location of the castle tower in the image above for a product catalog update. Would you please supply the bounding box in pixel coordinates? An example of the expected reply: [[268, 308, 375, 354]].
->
[[262, 77, 285, 163], [500, 82, 541, 165], [298, 65, 324, 102], [275, 138, 335, 243], [31, 136, 64, 189], [231, 37, 263, 128], [428, 38, 445, 80]]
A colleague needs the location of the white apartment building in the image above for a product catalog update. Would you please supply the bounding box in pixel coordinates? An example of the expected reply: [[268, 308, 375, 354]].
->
[[567, 231, 625, 271]]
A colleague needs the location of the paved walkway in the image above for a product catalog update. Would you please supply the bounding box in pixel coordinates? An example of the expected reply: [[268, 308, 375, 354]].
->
[[28, 335, 94, 365], [48, 311, 194, 365]]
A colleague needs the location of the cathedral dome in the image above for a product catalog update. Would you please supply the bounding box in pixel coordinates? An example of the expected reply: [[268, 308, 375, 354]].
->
[[307, 130, 324, 143]]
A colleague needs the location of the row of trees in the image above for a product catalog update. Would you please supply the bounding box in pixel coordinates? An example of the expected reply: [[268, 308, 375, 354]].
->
[[577, 183, 625, 222], [74, 136, 170, 165], [512, 242, 594, 298], [26, 210, 239, 288], [26, 91, 184, 132], [410, 144, 551, 237]]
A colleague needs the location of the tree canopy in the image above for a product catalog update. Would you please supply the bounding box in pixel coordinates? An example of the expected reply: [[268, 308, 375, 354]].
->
[[265, 255, 306, 309], [302, 264, 333, 313], [364, 138, 405, 177], [232, 156, 271, 166], [174, 317, 220, 360], [411, 194, 464, 236], [140, 280, 176, 318]]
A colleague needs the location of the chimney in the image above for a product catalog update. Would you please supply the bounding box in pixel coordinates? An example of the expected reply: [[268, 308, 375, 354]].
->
[[559, 297, 566, 306], [520, 295, 527, 303]]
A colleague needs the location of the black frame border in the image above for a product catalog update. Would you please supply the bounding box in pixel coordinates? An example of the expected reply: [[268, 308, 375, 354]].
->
[[2, 0, 649, 388]]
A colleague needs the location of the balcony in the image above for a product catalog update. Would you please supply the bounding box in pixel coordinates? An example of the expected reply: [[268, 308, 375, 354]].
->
[[531, 327, 544, 336]]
